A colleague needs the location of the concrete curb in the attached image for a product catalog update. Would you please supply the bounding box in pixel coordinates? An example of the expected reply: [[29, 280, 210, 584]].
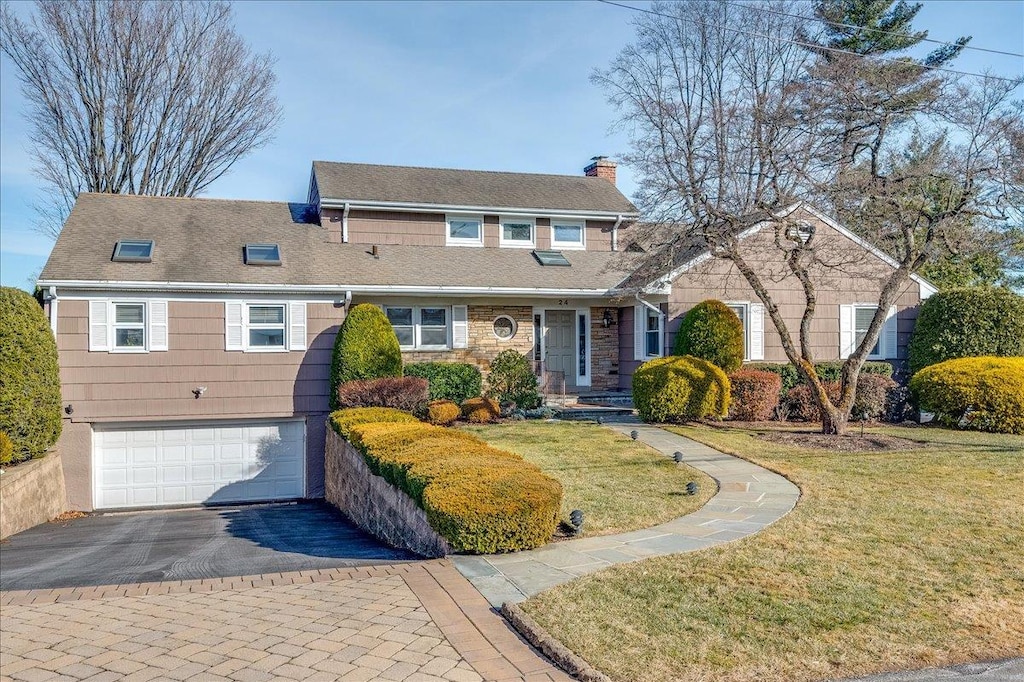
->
[[501, 601, 611, 682]]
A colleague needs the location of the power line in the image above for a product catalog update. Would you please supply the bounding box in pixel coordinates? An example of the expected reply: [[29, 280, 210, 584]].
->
[[596, 0, 1023, 84]]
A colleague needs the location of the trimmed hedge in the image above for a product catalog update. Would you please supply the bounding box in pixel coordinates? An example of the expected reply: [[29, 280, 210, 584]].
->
[[908, 287, 1024, 375], [0, 287, 62, 464], [786, 374, 899, 422], [909, 357, 1024, 434], [405, 362, 482, 404], [336, 376, 429, 412], [461, 397, 501, 424], [0, 432, 13, 466], [330, 407, 419, 440], [485, 350, 541, 409], [329, 304, 403, 410], [425, 400, 461, 426], [673, 300, 745, 373], [632, 355, 731, 423], [335, 409, 562, 552], [728, 370, 782, 421], [747, 361, 894, 394], [786, 383, 842, 422]]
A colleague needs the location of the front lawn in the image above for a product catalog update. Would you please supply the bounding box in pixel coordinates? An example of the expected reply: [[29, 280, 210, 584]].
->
[[521, 424, 1024, 682], [464, 421, 715, 536]]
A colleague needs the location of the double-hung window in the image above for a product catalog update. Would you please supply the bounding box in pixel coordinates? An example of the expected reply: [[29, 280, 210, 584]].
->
[[645, 307, 661, 357], [386, 306, 450, 350], [89, 299, 168, 353], [551, 221, 585, 249], [446, 214, 484, 246], [727, 303, 749, 361], [500, 217, 535, 247], [248, 305, 286, 349], [854, 306, 881, 357], [113, 303, 146, 350]]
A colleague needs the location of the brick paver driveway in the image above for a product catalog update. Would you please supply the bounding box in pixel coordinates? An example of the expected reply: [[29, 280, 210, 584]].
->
[[0, 562, 570, 682]]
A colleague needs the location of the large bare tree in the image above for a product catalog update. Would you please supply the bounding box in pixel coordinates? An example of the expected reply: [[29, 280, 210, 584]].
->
[[600, 0, 1023, 434], [1, 0, 282, 238]]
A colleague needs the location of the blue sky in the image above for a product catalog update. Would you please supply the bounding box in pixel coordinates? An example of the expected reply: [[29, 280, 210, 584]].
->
[[2, 0, 1022, 290]]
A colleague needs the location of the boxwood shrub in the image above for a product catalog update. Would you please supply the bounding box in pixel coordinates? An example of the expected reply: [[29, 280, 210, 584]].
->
[[673, 300, 744, 373], [0, 432, 14, 466], [330, 407, 419, 440], [404, 362, 482, 403], [485, 350, 541, 409], [424, 400, 461, 426], [909, 356, 1024, 434], [632, 355, 730, 423], [329, 304, 402, 410], [0, 287, 62, 463], [334, 409, 562, 552], [461, 397, 501, 424], [908, 287, 1024, 375]]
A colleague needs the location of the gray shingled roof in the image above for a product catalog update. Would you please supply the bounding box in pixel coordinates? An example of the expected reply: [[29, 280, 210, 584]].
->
[[39, 194, 633, 291], [312, 161, 639, 215]]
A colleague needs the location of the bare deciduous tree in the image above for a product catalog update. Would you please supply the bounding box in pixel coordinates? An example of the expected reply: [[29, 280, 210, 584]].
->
[[600, 0, 1023, 434], [1, 0, 282, 238]]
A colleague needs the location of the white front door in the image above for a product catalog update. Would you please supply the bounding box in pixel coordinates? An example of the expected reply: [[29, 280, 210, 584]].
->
[[93, 420, 305, 509]]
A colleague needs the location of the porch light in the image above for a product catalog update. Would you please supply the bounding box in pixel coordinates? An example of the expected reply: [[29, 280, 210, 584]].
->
[[630, 429, 639, 440], [569, 509, 584, 531], [673, 451, 683, 463], [686, 481, 698, 495], [602, 309, 615, 328]]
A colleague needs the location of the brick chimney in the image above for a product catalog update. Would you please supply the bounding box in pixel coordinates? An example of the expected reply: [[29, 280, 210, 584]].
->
[[584, 156, 616, 184]]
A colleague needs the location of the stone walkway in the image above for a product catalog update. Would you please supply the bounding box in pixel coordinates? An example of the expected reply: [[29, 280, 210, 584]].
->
[[0, 561, 571, 682], [453, 420, 801, 606]]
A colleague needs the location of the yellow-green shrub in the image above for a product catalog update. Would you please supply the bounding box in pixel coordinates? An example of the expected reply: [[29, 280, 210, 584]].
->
[[0, 432, 13, 466], [632, 355, 730, 423], [330, 407, 418, 440], [461, 397, 500, 424], [425, 400, 461, 426], [909, 357, 1024, 434]]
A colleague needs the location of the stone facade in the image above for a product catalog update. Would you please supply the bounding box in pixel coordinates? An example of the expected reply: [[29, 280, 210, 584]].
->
[[324, 426, 451, 558], [402, 305, 535, 375], [590, 306, 620, 391], [0, 452, 68, 539]]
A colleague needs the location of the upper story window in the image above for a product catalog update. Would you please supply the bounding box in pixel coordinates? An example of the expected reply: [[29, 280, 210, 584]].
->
[[113, 303, 146, 349], [385, 305, 450, 350], [247, 304, 286, 349], [500, 217, 535, 247], [112, 240, 154, 262], [551, 221, 585, 249], [89, 299, 168, 353], [244, 243, 281, 265], [446, 214, 484, 246]]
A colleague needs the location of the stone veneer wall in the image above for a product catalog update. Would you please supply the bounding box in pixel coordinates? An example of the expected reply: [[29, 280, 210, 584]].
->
[[0, 452, 68, 539], [402, 305, 535, 374], [324, 425, 451, 558], [590, 307, 620, 391]]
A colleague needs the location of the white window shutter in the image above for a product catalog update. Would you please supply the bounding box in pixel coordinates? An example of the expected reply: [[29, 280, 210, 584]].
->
[[634, 305, 645, 361], [749, 302, 765, 360], [149, 300, 169, 351], [89, 300, 110, 352], [882, 305, 898, 359], [839, 304, 855, 359], [452, 305, 468, 349], [225, 302, 245, 351], [289, 302, 307, 351]]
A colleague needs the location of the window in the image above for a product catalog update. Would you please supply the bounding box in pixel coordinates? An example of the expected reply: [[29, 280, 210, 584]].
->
[[854, 306, 881, 356], [113, 303, 146, 349], [578, 313, 588, 377], [112, 240, 153, 262], [533, 314, 542, 363], [493, 315, 517, 340], [551, 221, 585, 249], [248, 305, 286, 349], [645, 308, 661, 357], [727, 303, 749, 360], [244, 243, 281, 265], [386, 306, 450, 349], [446, 214, 484, 246], [532, 250, 572, 266], [500, 217, 534, 247]]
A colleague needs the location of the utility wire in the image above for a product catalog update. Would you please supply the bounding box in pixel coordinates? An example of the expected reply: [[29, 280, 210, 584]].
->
[[596, 0, 1023, 83]]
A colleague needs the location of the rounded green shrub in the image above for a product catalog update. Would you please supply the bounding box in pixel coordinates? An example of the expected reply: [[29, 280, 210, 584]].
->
[[329, 304, 402, 410], [485, 350, 541, 409], [632, 355, 730, 423], [673, 300, 745, 373], [0, 287, 62, 464], [405, 362, 482, 403], [909, 357, 1024, 434], [908, 287, 1024, 375]]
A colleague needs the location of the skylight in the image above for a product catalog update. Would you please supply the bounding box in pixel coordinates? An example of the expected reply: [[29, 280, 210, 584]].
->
[[244, 243, 281, 265], [112, 240, 154, 262], [533, 250, 571, 267]]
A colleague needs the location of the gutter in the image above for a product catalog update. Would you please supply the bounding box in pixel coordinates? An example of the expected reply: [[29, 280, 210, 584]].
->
[[320, 198, 639, 222]]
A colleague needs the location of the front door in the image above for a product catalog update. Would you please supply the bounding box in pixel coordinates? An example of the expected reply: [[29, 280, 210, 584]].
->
[[544, 310, 576, 390]]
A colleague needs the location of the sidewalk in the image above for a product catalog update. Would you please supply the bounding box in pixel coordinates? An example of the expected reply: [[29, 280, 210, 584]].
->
[[453, 419, 801, 606]]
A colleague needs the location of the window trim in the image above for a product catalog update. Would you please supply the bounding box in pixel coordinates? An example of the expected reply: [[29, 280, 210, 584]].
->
[[384, 305, 452, 351], [551, 220, 586, 250], [853, 304, 883, 360], [499, 216, 535, 248], [725, 302, 751, 362], [492, 314, 518, 340], [445, 214, 485, 247], [243, 243, 282, 266], [245, 303, 288, 352], [112, 240, 154, 263], [110, 301, 148, 353]]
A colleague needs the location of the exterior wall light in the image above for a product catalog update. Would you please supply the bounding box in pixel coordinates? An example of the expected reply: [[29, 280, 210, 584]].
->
[[602, 309, 616, 328]]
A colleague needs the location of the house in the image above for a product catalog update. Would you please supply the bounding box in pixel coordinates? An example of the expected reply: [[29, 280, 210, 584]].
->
[[37, 158, 935, 511]]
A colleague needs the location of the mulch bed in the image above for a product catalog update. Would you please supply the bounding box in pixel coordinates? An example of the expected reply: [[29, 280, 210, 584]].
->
[[756, 430, 925, 452]]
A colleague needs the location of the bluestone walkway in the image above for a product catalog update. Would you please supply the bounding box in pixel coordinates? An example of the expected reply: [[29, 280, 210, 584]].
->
[[453, 419, 801, 606]]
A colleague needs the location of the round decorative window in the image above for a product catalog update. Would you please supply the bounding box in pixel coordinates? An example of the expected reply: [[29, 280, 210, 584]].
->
[[493, 315, 518, 340]]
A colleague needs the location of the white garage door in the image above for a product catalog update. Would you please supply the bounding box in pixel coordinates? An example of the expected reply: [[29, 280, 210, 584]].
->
[[93, 421, 305, 509]]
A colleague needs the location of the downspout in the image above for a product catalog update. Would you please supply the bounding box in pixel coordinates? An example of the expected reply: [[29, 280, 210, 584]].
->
[[611, 214, 623, 252], [44, 286, 58, 335], [342, 202, 351, 243], [342, 290, 353, 313]]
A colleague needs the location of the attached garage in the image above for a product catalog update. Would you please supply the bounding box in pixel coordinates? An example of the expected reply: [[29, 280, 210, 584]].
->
[[93, 420, 305, 509]]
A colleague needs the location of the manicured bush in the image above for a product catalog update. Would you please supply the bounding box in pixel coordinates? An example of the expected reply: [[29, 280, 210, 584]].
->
[[405, 362, 482, 404], [0, 432, 13, 466], [0, 287, 62, 464], [330, 407, 419, 439], [786, 382, 842, 422], [425, 400, 461, 426], [673, 300, 744, 373], [461, 397, 501, 424], [485, 349, 541, 410], [728, 370, 782, 421], [632, 355, 730, 423], [748, 361, 893, 395], [336, 376, 429, 412], [908, 287, 1024, 375], [852, 374, 899, 421], [329, 304, 403, 410], [909, 357, 1024, 434]]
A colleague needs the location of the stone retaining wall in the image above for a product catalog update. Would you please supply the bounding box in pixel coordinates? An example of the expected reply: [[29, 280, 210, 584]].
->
[[0, 452, 68, 540], [324, 426, 451, 558]]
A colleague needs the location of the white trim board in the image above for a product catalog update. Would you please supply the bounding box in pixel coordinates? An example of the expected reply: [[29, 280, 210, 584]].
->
[[320, 198, 638, 221]]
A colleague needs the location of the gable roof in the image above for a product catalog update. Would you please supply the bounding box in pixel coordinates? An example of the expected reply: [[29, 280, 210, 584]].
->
[[311, 161, 639, 216], [38, 193, 631, 294]]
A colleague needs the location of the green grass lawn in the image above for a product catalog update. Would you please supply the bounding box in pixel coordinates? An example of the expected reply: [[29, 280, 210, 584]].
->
[[464, 421, 715, 536], [520, 424, 1024, 682]]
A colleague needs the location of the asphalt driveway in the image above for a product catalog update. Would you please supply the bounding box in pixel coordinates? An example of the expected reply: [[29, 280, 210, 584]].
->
[[0, 500, 415, 591]]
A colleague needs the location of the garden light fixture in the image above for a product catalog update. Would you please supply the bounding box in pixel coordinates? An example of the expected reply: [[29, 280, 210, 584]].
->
[[673, 451, 684, 463], [570, 509, 584, 531], [630, 429, 638, 440], [686, 481, 698, 495]]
